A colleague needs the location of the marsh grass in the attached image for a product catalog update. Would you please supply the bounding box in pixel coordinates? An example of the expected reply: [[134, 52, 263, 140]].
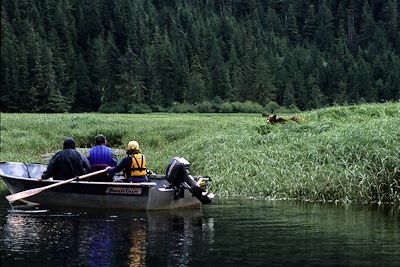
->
[[1, 102, 399, 204]]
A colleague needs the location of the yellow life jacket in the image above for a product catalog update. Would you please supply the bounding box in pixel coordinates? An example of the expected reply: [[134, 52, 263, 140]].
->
[[129, 154, 147, 177]]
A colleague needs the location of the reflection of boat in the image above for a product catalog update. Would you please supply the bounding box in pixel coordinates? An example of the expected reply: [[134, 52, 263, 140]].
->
[[1, 207, 214, 266], [0, 159, 213, 210]]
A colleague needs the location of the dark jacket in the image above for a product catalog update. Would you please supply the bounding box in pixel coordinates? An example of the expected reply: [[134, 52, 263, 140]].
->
[[42, 149, 91, 180], [107, 156, 133, 177]]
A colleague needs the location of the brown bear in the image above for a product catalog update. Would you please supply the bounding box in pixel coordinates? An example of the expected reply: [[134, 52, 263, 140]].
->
[[267, 114, 300, 124]]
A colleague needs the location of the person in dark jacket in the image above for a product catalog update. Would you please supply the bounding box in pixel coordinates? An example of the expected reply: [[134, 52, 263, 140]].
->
[[41, 137, 91, 180], [107, 140, 148, 182], [87, 134, 117, 182]]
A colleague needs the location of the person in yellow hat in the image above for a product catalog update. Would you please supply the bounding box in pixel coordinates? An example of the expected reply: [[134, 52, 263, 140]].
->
[[107, 141, 148, 182]]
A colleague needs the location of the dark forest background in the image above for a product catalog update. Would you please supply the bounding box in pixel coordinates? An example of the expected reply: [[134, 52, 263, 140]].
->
[[1, 0, 399, 113]]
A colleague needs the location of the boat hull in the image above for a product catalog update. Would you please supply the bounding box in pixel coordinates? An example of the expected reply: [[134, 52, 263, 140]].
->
[[0, 162, 201, 210]]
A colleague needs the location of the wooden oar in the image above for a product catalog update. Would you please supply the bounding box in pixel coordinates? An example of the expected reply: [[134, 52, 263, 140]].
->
[[6, 168, 109, 203]]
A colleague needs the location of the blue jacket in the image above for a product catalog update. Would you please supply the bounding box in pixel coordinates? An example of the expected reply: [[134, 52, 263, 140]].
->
[[88, 145, 117, 171]]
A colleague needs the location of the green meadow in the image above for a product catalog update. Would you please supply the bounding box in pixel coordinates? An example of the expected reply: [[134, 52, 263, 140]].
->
[[1, 102, 399, 204]]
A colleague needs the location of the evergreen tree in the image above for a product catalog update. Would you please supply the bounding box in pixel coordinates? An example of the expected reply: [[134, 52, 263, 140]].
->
[[102, 32, 122, 104], [306, 75, 323, 109], [172, 43, 189, 103], [359, 0, 377, 46], [209, 36, 232, 100], [265, 6, 283, 35], [382, 0, 399, 50], [158, 33, 178, 106], [48, 29, 69, 104], [119, 44, 144, 107], [45, 88, 69, 113], [15, 42, 36, 112], [37, 46, 68, 113], [227, 45, 242, 101], [283, 81, 295, 107], [385, 53, 400, 99], [186, 55, 206, 103], [1, 6, 16, 111], [142, 29, 162, 107], [335, 80, 349, 104], [315, 0, 334, 51], [253, 51, 277, 104], [88, 35, 108, 110], [286, 4, 299, 43], [352, 51, 375, 102], [71, 54, 93, 112], [303, 4, 316, 41]]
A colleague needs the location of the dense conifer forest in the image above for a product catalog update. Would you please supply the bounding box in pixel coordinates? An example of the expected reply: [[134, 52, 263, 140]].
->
[[1, 0, 399, 113]]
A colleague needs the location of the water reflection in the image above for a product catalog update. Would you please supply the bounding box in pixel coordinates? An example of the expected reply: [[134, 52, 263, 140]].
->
[[0, 208, 214, 266], [87, 219, 115, 267], [3, 213, 44, 254], [128, 220, 147, 267], [205, 199, 400, 267], [145, 210, 214, 267]]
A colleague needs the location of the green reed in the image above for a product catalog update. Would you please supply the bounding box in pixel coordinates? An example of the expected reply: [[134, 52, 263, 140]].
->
[[1, 102, 399, 204]]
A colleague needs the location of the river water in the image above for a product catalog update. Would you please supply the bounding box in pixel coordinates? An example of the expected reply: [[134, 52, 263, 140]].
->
[[0, 191, 399, 267]]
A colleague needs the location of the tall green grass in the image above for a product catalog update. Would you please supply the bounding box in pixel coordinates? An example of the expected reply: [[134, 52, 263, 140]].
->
[[1, 102, 399, 204]]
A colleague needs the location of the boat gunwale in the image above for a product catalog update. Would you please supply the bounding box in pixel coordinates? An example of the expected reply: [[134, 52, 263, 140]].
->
[[0, 161, 166, 187], [0, 173, 160, 187]]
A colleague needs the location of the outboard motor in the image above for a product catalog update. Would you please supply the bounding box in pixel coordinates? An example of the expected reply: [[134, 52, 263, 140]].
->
[[166, 157, 212, 204]]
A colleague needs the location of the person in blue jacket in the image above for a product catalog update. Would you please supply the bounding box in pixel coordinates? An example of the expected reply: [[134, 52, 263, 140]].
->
[[87, 134, 117, 182]]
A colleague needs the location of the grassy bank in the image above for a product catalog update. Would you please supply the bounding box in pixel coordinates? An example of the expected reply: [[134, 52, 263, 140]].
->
[[1, 102, 399, 204]]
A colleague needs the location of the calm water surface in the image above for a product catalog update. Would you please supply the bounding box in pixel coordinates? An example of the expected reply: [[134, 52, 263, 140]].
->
[[0, 191, 399, 267]]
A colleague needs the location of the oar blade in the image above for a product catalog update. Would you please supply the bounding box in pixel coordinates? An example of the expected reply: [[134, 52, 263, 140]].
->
[[6, 188, 43, 203]]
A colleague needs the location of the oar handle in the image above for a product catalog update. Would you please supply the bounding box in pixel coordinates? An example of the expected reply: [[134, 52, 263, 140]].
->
[[40, 168, 109, 190], [76, 167, 110, 181]]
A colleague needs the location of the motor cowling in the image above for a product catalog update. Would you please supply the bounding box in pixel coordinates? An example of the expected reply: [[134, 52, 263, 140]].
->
[[166, 157, 212, 204]]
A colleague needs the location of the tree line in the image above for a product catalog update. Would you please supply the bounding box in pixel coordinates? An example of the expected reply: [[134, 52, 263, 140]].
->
[[1, 0, 399, 113]]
